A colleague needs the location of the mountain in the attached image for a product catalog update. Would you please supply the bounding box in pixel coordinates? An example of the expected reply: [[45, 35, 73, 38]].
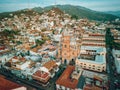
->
[[32, 5, 119, 21], [0, 5, 119, 21], [0, 9, 41, 20], [104, 11, 120, 17], [32, 7, 43, 13]]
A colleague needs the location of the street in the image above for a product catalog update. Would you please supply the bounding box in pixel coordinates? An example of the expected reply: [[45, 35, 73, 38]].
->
[[0, 64, 65, 90], [106, 28, 120, 90]]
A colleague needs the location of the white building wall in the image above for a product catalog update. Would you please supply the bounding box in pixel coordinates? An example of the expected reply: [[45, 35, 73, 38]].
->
[[76, 59, 106, 72], [112, 49, 120, 74], [48, 50, 57, 57]]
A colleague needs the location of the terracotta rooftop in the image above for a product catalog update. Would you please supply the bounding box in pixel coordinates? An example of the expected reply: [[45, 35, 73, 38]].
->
[[56, 65, 78, 89], [89, 34, 105, 36], [32, 70, 50, 83], [33, 70, 49, 79], [19, 57, 26, 61], [43, 60, 57, 71], [82, 43, 105, 47], [13, 56, 18, 59], [0, 46, 6, 50], [94, 75, 103, 82], [0, 76, 22, 90], [30, 30, 39, 33], [12, 56, 26, 62], [83, 84, 92, 90]]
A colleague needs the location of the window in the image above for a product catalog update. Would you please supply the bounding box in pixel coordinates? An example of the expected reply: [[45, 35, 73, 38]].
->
[[64, 45, 67, 48], [103, 67, 104, 69], [98, 69, 100, 71]]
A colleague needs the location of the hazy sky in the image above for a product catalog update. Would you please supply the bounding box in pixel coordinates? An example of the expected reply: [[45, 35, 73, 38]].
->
[[0, 0, 120, 13]]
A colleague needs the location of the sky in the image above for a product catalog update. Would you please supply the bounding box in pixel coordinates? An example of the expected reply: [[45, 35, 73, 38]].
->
[[0, 0, 120, 13]]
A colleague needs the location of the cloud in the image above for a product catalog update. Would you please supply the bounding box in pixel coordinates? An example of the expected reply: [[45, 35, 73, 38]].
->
[[0, 0, 120, 12], [0, 3, 39, 12], [80, 1, 120, 11]]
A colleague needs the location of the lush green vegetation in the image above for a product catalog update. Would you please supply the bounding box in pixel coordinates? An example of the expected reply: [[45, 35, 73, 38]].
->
[[113, 42, 120, 49], [105, 11, 120, 17], [0, 9, 41, 20], [35, 39, 45, 46], [3, 29, 20, 35], [106, 28, 113, 45], [30, 45, 37, 49], [106, 28, 120, 50], [41, 5, 119, 21], [0, 5, 119, 21], [16, 41, 22, 45], [105, 28, 114, 49], [27, 50, 30, 56], [0, 12, 13, 20], [71, 15, 78, 20], [1, 29, 20, 41]]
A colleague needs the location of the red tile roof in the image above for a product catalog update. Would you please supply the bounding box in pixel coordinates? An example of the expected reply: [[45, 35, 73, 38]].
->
[[43, 60, 57, 71], [33, 70, 49, 79], [32, 70, 50, 83], [19, 57, 26, 61], [89, 34, 105, 36], [0, 76, 22, 90], [94, 75, 103, 82], [0, 46, 5, 50], [13, 56, 18, 59], [83, 84, 92, 90], [56, 65, 78, 89]]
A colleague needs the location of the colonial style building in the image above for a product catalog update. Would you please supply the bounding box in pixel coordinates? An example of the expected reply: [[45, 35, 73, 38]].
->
[[56, 65, 82, 90], [76, 46, 106, 72], [82, 33, 106, 47], [43, 60, 59, 78], [58, 30, 80, 64], [32, 69, 50, 84], [112, 49, 120, 74]]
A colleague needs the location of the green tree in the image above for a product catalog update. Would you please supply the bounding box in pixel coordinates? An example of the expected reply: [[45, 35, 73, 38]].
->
[[35, 39, 45, 46], [71, 15, 78, 20], [16, 41, 22, 45], [27, 50, 30, 56]]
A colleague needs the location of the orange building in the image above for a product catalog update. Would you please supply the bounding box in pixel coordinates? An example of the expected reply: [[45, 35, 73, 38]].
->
[[58, 32, 80, 64], [32, 70, 50, 84], [56, 65, 79, 90]]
